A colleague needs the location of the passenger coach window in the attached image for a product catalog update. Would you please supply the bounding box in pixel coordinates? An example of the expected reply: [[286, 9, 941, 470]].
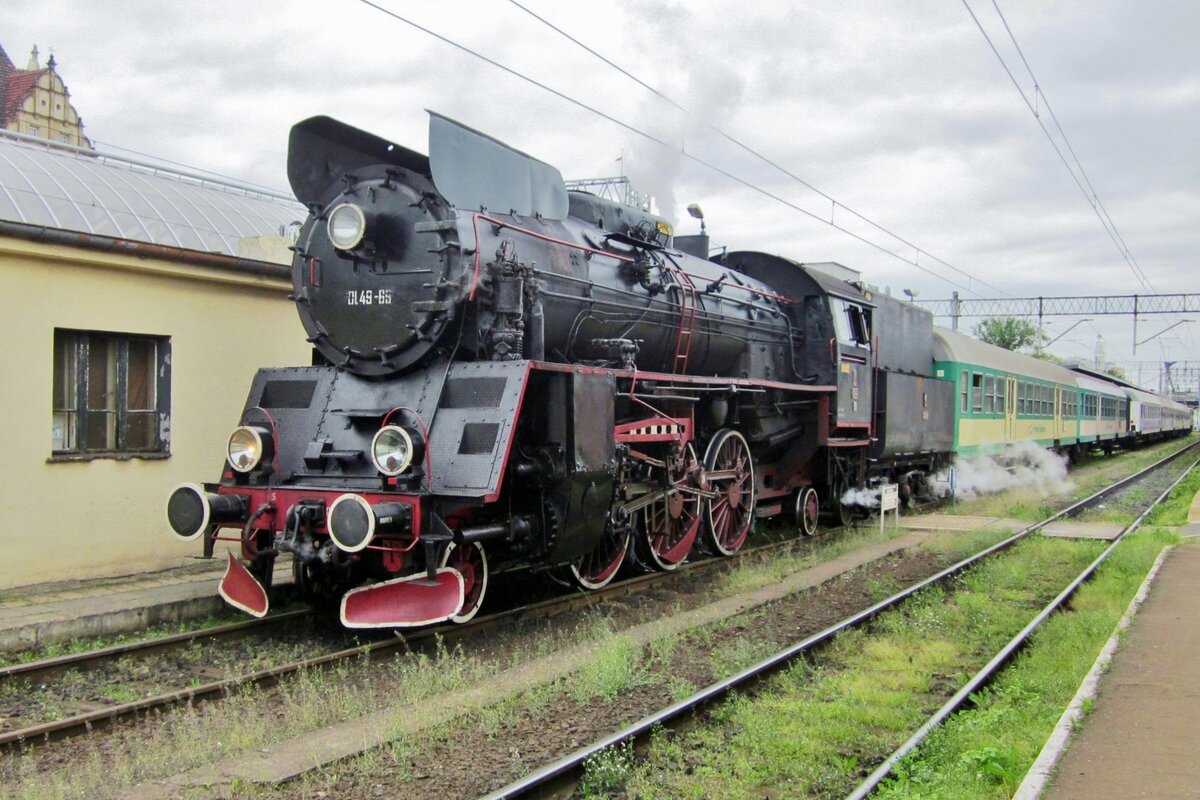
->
[[971, 373, 983, 412], [984, 375, 995, 413], [960, 372, 969, 412]]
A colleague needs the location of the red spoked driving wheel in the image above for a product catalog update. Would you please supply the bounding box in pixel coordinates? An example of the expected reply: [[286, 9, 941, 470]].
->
[[702, 429, 756, 556], [633, 443, 702, 571], [570, 522, 630, 590]]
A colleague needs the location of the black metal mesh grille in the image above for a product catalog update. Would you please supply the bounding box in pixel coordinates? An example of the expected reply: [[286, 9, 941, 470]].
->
[[260, 380, 317, 409], [458, 422, 500, 455], [441, 377, 508, 409]]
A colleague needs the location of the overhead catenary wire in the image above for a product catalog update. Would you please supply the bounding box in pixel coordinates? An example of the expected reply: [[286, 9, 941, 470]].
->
[[962, 0, 1156, 293], [505, 0, 1011, 298], [988, 1, 1154, 293], [355, 0, 994, 297]]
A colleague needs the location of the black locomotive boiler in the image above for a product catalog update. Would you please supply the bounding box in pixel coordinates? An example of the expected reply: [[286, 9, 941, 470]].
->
[[166, 113, 953, 627]]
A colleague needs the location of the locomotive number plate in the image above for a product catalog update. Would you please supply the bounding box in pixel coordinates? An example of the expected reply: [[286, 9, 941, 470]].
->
[[345, 289, 394, 306]]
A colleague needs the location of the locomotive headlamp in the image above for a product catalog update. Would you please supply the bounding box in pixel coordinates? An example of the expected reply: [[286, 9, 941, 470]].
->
[[371, 425, 415, 476], [327, 202, 367, 250], [227, 426, 273, 473]]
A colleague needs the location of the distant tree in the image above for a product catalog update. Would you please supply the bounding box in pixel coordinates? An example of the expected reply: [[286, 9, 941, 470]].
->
[[1106, 366, 1128, 381], [1034, 349, 1066, 365], [973, 317, 1046, 352]]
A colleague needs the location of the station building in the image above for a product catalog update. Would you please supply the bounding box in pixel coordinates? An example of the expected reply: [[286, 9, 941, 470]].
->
[[1, 43, 92, 149], [0, 129, 311, 590]]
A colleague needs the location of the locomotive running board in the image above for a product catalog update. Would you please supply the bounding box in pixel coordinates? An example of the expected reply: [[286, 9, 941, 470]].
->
[[340, 568, 465, 629], [218, 552, 269, 618]]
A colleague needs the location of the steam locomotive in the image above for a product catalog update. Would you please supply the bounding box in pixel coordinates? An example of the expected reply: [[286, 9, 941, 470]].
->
[[165, 113, 957, 627]]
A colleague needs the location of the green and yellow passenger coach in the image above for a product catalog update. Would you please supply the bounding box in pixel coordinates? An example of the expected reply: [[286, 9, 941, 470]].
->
[[931, 329, 1126, 460]]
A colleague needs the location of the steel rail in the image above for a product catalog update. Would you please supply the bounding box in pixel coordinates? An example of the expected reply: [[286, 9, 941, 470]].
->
[[844, 450, 1200, 800], [0, 522, 831, 750], [480, 438, 1198, 800], [0, 608, 313, 685]]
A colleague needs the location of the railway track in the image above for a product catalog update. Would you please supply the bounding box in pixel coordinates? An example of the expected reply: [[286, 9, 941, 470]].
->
[[0, 520, 839, 750], [481, 439, 1199, 800], [1, 440, 1182, 761]]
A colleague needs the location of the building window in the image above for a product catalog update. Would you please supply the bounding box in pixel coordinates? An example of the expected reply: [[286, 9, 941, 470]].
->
[[52, 329, 171, 457]]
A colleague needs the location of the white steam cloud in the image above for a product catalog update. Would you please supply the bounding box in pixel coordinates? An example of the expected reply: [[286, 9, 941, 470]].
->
[[841, 486, 882, 508], [935, 441, 1074, 502], [617, 25, 748, 225]]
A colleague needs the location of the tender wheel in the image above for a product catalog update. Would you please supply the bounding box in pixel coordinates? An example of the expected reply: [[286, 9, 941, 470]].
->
[[440, 541, 489, 623], [633, 443, 702, 571], [703, 430, 756, 556], [569, 522, 630, 590], [795, 487, 819, 537]]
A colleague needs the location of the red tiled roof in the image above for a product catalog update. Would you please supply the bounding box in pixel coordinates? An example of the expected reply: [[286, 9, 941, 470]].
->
[[2, 67, 44, 127], [0, 42, 13, 80]]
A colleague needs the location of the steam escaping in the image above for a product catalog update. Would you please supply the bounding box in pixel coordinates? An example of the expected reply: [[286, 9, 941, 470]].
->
[[618, 45, 748, 225], [935, 441, 1073, 502], [841, 486, 882, 508]]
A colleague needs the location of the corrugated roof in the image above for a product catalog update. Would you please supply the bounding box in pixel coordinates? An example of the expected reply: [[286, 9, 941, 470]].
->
[[1074, 372, 1130, 399], [0, 132, 305, 258], [932, 327, 1078, 384]]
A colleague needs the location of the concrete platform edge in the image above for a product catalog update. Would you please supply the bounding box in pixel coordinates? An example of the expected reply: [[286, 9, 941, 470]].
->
[[0, 593, 226, 652], [1011, 543, 1175, 800]]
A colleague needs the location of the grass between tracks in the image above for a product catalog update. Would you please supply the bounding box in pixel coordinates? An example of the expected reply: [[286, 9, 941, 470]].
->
[[621, 482, 1192, 798], [1147, 459, 1200, 526], [869, 529, 1181, 800]]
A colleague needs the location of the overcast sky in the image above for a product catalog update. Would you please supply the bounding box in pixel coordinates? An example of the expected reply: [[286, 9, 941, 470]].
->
[[3, 0, 1197, 384]]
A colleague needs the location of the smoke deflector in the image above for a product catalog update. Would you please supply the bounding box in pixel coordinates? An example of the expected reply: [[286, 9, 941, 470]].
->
[[427, 111, 568, 220]]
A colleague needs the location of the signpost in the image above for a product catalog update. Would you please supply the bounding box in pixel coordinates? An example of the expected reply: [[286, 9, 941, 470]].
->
[[880, 483, 900, 532]]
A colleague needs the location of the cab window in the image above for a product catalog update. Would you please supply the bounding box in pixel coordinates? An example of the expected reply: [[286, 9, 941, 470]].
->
[[830, 299, 872, 348]]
